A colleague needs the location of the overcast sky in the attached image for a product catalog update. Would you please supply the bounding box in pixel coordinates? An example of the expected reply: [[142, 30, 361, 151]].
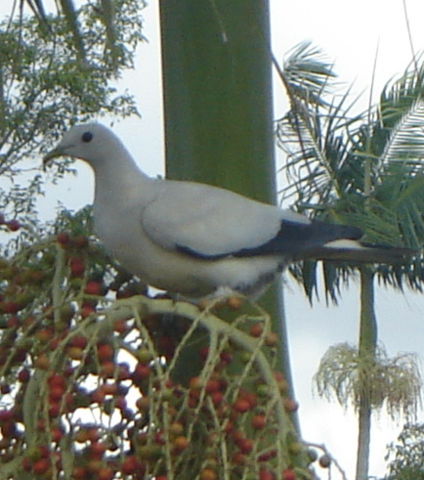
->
[[5, 1, 424, 478]]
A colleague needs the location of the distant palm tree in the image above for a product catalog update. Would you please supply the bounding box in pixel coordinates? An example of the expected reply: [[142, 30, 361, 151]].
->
[[277, 42, 424, 480], [314, 342, 422, 480]]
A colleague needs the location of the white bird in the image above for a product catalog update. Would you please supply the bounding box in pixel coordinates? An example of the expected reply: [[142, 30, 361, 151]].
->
[[43, 123, 413, 298]]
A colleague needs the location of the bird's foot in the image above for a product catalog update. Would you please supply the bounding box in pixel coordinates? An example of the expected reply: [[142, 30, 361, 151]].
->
[[198, 287, 246, 311]]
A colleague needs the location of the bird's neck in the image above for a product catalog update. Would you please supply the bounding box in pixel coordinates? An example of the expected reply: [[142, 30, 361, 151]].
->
[[92, 152, 155, 207]]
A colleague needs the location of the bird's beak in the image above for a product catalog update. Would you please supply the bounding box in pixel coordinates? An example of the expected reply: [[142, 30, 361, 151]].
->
[[42, 147, 65, 170]]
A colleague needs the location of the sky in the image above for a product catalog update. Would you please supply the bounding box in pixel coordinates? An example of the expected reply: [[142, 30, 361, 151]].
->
[[4, 0, 424, 478]]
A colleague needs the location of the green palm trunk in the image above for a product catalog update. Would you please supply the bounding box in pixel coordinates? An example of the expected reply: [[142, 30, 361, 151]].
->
[[159, 0, 296, 402], [356, 267, 377, 480]]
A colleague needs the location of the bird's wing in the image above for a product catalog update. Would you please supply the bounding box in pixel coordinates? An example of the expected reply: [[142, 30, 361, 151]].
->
[[141, 180, 311, 259]]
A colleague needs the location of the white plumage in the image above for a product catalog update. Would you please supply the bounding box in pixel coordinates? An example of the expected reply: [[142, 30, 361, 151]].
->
[[44, 123, 413, 298]]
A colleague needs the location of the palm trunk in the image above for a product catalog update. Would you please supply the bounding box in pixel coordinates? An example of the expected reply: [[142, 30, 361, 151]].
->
[[355, 267, 377, 480], [159, 0, 294, 403]]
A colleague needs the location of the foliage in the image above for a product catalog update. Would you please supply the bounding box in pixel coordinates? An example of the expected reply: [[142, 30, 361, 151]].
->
[[15, 0, 120, 63], [314, 342, 422, 421], [0, 0, 144, 220], [0, 210, 326, 480], [277, 42, 424, 301], [384, 423, 424, 480]]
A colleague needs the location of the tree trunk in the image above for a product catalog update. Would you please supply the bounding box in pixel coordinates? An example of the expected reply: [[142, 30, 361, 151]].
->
[[158, 0, 296, 417], [355, 267, 377, 480]]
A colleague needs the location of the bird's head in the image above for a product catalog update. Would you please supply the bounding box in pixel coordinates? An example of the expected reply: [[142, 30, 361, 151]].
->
[[43, 123, 124, 169]]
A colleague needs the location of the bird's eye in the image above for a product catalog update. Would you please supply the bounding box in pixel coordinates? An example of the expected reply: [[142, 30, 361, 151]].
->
[[81, 131, 93, 143]]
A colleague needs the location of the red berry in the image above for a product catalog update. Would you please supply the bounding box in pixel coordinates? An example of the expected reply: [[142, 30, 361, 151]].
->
[[91, 389, 106, 404], [205, 379, 221, 393], [6, 316, 20, 328], [219, 351, 233, 364], [35, 328, 54, 343], [32, 458, 50, 475], [97, 466, 114, 480], [232, 452, 247, 465], [233, 398, 251, 413], [72, 466, 87, 479], [283, 398, 299, 413], [189, 376, 204, 390], [169, 422, 184, 436], [69, 257, 85, 277], [89, 441, 107, 458], [282, 468, 297, 480], [240, 390, 257, 408], [2, 301, 20, 314], [136, 396, 150, 412], [49, 385, 65, 402], [319, 454, 331, 468], [69, 335, 88, 349], [97, 344, 114, 362], [200, 468, 218, 480], [51, 426, 64, 443], [113, 318, 129, 333], [18, 368, 30, 383], [173, 435, 189, 451], [0, 410, 14, 423], [84, 281, 103, 296], [0, 384, 11, 394], [99, 361, 116, 378], [265, 331, 279, 347], [132, 364, 151, 382], [67, 346, 84, 360], [251, 414, 267, 429], [48, 373, 66, 388], [211, 391, 224, 406], [34, 353, 50, 370], [48, 403, 60, 418], [257, 449, 277, 462], [259, 468, 276, 480], [249, 322, 264, 337], [83, 428, 98, 443], [22, 456, 32, 472], [154, 430, 166, 445], [238, 437, 253, 454], [80, 303, 96, 318], [121, 455, 139, 474], [6, 219, 21, 232], [101, 383, 118, 396], [56, 232, 70, 246]]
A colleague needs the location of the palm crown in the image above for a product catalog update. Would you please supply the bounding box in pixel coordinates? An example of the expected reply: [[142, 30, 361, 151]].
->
[[277, 42, 424, 300]]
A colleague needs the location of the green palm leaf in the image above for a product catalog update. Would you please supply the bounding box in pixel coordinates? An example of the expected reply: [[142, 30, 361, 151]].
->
[[378, 99, 424, 171], [278, 44, 424, 300]]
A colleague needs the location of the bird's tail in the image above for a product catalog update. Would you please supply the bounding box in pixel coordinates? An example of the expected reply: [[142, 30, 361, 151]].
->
[[302, 239, 417, 264]]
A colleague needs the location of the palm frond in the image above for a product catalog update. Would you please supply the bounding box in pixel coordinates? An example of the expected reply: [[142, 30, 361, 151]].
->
[[282, 41, 336, 108], [278, 94, 367, 210], [378, 99, 424, 172]]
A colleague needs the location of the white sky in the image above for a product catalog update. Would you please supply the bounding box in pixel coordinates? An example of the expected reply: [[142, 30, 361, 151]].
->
[[4, 1, 424, 478]]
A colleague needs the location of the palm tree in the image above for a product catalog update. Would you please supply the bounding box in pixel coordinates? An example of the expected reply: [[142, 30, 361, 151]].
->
[[276, 42, 424, 480], [314, 343, 422, 479]]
